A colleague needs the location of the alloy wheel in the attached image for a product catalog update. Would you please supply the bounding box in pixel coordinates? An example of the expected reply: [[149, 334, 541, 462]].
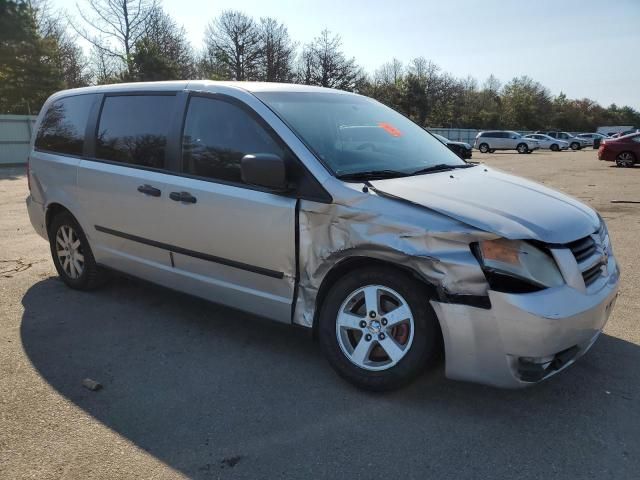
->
[[55, 225, 85, 279], [616, 152, 635, 167], [335, 285, 415, 371]]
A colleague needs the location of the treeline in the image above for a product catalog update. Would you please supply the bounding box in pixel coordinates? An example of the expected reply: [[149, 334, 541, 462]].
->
[[2, 0, 639, 131]]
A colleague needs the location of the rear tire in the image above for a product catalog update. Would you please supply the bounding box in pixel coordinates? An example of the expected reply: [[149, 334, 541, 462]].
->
[[318, 267, 440, 391], [49, 212, 107, 290], [615, 152, 636, 168], [478, 143, 490, 153], [550, 144, 559, 152]]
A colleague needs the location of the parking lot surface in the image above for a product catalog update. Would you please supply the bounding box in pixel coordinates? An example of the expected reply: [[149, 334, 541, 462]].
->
[[1, 149, 639, 479]]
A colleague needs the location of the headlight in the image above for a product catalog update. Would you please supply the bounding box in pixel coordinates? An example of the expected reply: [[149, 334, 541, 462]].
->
[[473, 239, 564, 292]]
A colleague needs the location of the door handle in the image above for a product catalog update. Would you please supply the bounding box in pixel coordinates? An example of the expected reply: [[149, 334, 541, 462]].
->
[[137, 184, 161, 197], [169, 191, 197, 204]]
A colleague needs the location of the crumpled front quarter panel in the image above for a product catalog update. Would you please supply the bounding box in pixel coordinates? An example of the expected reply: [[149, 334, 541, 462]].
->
[[293, 185, 494, 327]]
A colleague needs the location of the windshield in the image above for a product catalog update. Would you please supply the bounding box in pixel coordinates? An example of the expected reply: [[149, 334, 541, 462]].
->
[[254, 92, 466, 177]]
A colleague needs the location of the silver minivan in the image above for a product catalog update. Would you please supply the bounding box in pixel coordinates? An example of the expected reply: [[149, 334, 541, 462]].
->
[[26, 81, 619, 391]]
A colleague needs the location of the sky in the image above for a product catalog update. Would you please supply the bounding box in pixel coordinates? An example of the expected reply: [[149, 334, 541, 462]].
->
[[56, 0, 640, 108]]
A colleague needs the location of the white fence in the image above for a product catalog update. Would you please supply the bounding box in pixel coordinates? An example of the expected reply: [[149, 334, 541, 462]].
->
[[0, 115, 37, 165]]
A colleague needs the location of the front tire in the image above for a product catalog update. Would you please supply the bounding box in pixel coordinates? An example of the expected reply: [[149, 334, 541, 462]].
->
[[318, 267, 440, 391], [550, 144, 559, 152], [517, 143, 528, 154], [616, 152, 636, 168], [49, 212, 107, 290], [478, 143, 490, 153], [570, 142, 580, 150]]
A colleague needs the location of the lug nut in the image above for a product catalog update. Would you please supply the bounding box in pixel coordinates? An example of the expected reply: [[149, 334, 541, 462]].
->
[[378, 333, 386, 340], [359, 320, 367, 328], [365, 334, 372, 342], [381, 318, 387, 326], [369, 311, 376, 318]]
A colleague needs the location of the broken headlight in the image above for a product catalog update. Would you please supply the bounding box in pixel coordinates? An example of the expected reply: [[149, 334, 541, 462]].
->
[[473, 239, 564, 293]]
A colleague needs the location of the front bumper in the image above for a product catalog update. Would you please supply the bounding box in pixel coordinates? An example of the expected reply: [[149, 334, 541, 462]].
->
[[431, 261, 619, 388], [598, 149, 615, 161]]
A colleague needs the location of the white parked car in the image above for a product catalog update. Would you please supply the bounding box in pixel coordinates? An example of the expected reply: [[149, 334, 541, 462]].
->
[[474, 131, 540, 154], [576, 133, 608, 147], [523, 134, 569, 151], [536, 131, 590, 150]]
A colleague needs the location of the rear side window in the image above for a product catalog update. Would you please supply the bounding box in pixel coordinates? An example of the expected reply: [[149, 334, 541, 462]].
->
[[96, 95, 174, 169], [35, 94, 95, 155], [181, 96, 285, 184]]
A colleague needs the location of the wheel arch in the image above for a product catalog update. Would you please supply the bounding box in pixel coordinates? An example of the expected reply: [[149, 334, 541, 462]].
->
[[311, 256, 443, 344], [45, 202, 75, 234]]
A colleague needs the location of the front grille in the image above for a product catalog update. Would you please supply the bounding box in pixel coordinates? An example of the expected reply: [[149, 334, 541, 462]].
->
[[582, 263, 604, 286], [567, 236, 596, 262], [568, 225, 607, 287]]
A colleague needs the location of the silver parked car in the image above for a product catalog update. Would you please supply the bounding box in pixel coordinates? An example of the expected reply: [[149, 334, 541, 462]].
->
[[523, 134, 569, 151], [536, 131, 590, 150], [27, 81, 619, 390], [474, 130, 540, 154]]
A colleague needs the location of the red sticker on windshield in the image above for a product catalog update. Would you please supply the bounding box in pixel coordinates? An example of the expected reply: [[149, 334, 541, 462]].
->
[[378, 122, 402, 137]]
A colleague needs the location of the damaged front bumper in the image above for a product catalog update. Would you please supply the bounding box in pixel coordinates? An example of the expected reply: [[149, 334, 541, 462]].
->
[[431, 263, 619, 388]]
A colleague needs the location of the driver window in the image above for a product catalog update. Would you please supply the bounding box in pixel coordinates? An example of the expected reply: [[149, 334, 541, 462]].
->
[[181, 96, 285, 183]]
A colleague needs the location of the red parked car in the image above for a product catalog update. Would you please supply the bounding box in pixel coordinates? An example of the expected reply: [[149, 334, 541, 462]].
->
[[598, 132, 640, 167]]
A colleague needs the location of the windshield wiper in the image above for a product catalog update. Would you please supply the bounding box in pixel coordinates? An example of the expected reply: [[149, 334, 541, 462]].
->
[[410, 163, 475, 175], [336, 169, 411, 181]]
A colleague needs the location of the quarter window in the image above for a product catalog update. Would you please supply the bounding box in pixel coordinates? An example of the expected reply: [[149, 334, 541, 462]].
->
[[35, 94, 96, 155], [96, 95, 174, 169], [181, 96, 285, 183]]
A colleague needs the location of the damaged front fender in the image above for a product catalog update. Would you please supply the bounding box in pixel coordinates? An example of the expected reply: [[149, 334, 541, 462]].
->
[[293, 183, 496, 327]]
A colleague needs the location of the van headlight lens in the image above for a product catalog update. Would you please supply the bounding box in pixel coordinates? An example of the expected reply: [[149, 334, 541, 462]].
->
[[474, 239, 564, 292]]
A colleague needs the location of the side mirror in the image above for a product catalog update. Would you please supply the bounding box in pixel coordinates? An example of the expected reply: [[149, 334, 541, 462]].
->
[[241, 153, 289, 192]]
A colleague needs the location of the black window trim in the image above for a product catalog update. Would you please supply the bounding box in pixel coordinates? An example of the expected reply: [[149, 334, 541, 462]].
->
[[177, 91, 331, 203], [34, 88, 332, 203]]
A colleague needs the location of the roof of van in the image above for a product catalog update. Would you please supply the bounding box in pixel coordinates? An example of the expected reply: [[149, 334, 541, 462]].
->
[[49, 80, 353, 99]]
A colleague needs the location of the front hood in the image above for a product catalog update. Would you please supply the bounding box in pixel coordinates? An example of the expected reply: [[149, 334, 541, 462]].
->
[[371, 166, 599, 244]]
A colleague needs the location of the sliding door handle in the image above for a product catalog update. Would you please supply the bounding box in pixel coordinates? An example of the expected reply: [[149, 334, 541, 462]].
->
[[169, 191, 197, 204]]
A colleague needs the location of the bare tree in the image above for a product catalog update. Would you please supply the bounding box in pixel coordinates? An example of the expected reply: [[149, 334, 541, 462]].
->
[[297, 29, 363, 91], [374, 58, 403, 85], [203, 10, 261, 81], [73, 0, 157, 78], [256, 17, 295, 82]]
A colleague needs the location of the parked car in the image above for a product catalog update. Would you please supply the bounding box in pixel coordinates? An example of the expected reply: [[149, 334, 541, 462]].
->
[[432, 133, 473, 159], [474, 131, 540, 154], [536, 131, 590, 150], [576, 133, 608, 148], [523, 134, 569, 151], [27, 81, 619, 390], [619, 128, 640, 137], [598, 132, 640, 167]]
